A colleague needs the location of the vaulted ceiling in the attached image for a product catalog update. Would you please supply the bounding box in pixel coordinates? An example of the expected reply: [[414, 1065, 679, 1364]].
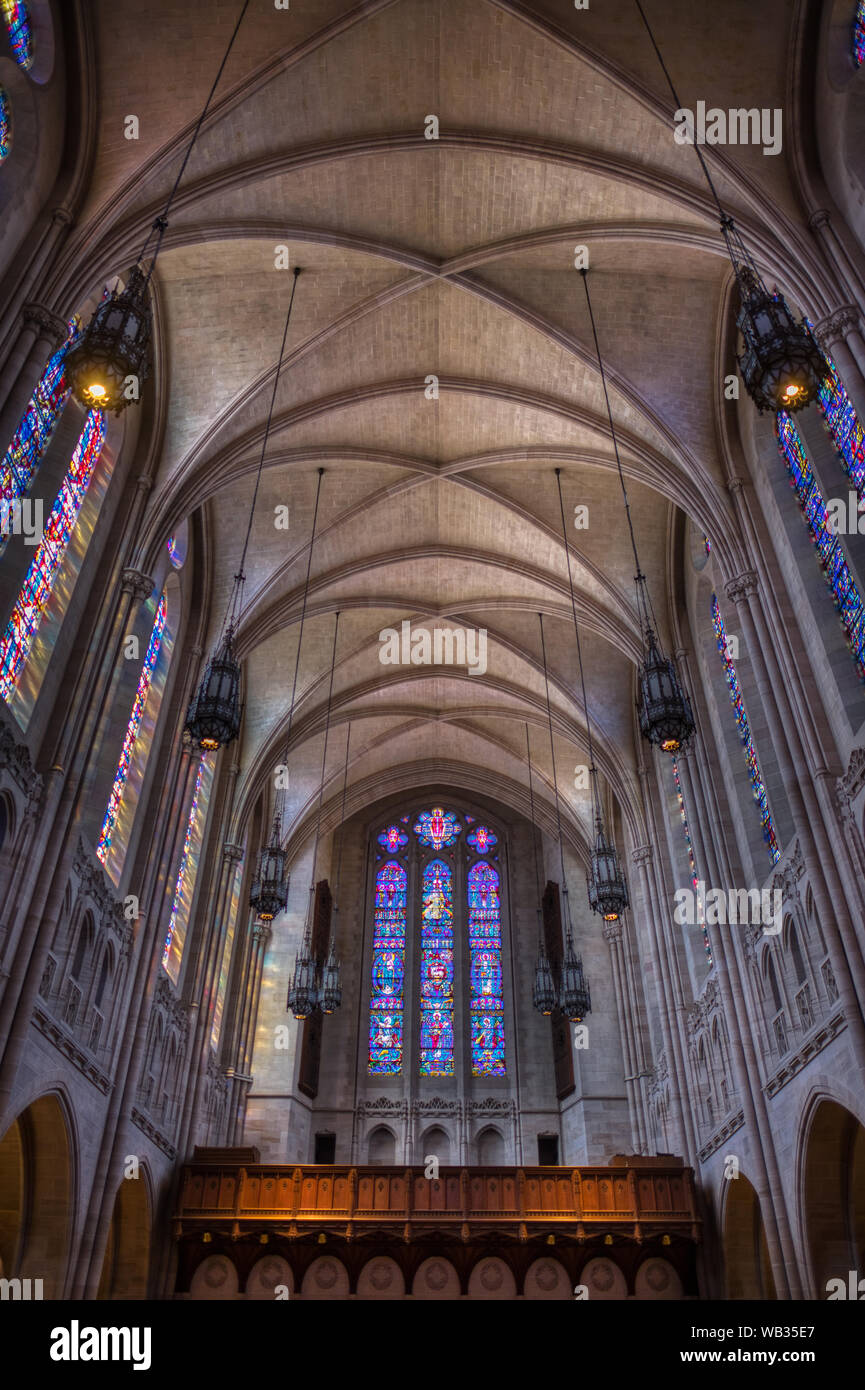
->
[[61, 0, 818, 859]]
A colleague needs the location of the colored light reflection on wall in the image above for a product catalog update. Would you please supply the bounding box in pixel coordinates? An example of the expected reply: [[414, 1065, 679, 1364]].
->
[[211, 857, 243, 1050], [163, 756, 214, 985], [672, 759, 712, 966]]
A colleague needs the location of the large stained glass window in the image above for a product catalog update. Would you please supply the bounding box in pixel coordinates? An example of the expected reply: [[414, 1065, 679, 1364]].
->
[[163, 755, 214, 985], [814, 348, 865, 498], [855, 0, 865, 66], [0, 86, 10, 160], [468, 861, 505, 1075], [775, 412, 865, 679], [2, 318, 80, 511], [2, 1, 32, 71], [369, 862, 407, 1073], [413, 807, 460, 850], [419, 858, 454, 1076], [0, 410, 105, 702], [711, 594, 781, 865], [96, 593, 167, 866], [671, 760, 712, 966]]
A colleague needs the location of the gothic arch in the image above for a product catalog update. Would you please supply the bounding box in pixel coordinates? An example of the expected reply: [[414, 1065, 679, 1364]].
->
[[0, 1090, 76, 1298], [721, 1172, 777, 1300], [96, 1166, 153, 1300], [797, 1088, 865, 1297]]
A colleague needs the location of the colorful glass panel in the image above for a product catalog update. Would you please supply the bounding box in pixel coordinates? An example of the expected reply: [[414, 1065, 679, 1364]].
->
[[856, 0, 865, 65], [0, 85, 10, 160], [711, 595, 780, 865], [775, 412, 865, 679], [468, 861, 505, 1075], [96, 592, 166, 865], [163, 755, 213, 982], [672, 760, 712, 966], [467, 824, 497, 854], [2, 1, 32, 71], [369, 861, 407, 1073], [814, 347, 865, 499], [2, 318, 80, 510], [377, 824, 408, 853], [0, 410, 105, 702], [419, 859, 454, 1075], [413, 807, 460, 850]]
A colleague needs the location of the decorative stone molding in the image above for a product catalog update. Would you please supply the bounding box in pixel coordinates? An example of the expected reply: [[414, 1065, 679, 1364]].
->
[[769, 838, 804, 913], [602, 919, 622, 944], [356, 1097, 408, 1118], [698, 1108, 745, 1162], [465, 1098, 515, 1117], [808, 208, 830, 232], [120, 569, 156, 603], [32, 1005, 112, 1094], [155, 972, 190, 1037], [0, 722, 42, 801], [412, 1096, 460, 1117], [22, 301, 67, 346], [726, 477, 746, 495], [223, 843, 244, 863], [631, 844, 653, 867], [724, 571, 758, 605], [837, 747, 865, 811], [687, 976, 720, 1038], [131, 1107, 177, 1159], [73, 838, 132, 946], [813, 305, 860, 351], [763, 1008, 846, 1097]]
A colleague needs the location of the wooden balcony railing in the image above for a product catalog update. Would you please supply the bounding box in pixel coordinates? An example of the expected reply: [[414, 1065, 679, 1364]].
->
[[175, 1157, 699, 1242]]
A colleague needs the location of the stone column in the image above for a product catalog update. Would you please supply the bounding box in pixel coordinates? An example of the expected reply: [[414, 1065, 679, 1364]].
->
[[603, 917, 648, 1153], [0, 303, 67, 449], [813, 305, 865, 423], [808, 210, 865, 331]]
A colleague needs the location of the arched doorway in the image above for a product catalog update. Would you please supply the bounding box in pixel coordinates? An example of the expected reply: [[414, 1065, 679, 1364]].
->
[[96, 1174, 152, 1298], [0, 1094, 73, 1297], [723, 1174, 777, 1299], [802, 1099, 865, 1296]]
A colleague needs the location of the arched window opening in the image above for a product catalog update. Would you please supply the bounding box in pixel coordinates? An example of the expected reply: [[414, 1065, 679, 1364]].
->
[[368, 861, 407, 1075], [367, 1126, 396, 1165], [94, 946, 113, 1010], [70, 913, 92, 982], [468, 861, 504, 1076], [419, 859, 454, 1076], [1, 317, 80, 516]]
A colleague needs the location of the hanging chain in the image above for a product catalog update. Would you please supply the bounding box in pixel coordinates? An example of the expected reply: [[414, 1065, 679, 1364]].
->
[[304, 611, 340, 950], [539, 613, 576, 946], [525, 721, 545, 952]]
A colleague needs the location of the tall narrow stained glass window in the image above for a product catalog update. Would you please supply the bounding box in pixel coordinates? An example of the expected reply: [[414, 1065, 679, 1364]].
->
[[468, 861, 505, 1075], [815, 349, 865, 495], [96, 592, 167, 866], [2, 1, 32, 70], [0, 409, 105, 702], [419, 858, 454, 1076], [163, 755, 214, 985], [2, 317, 80, 512], [855, 0, 865, 65], [369, 861, 407, 1073], [711, 595, 780, 864], [0, 86, 10, 160], [775, 412, 865, 678]]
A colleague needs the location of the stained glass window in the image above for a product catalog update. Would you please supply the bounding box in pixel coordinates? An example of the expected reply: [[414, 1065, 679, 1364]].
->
[[711, 595, 781, 864], [467, 824, 497, 853], [0, 410, 105, 702], [468, 862, 505, 1075], [377, 824, 408, 853], [0, 86, 10, 160], [413, 807, 461, 850], [855, 0, 865, 65], [2, 1, 32, 71], [2, 318, 80, 511], [814, 347, 865, 498], [775, 412, 865, 679], [369, 862, 407, 1073], [96, 593, 166, 865], [672, 760, 712, 966], [163, 755, 213, 984], [419, 859, 454, 1076]]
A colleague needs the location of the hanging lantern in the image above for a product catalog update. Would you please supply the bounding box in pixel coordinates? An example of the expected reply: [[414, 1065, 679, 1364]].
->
[[184, 630, 241, 751], [249, 816, 288, 922], [587, 820, 629, 922], [532, 945, 557, 1016], [734, 264, 828, 415], [638, 629, 695, 754], [320, 943, 342, 1014], [65, 267, 153, 414], [287, 941, 318, 1020], [559, 936, 592, 1021]]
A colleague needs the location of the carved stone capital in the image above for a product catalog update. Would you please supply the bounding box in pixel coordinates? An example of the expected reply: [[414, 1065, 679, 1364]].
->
[[808, 208, 830, 232], [602, 919, 623, 944], [813, 305, 861, 351], [22, 302, 67, 347], [631, 844, 653, 867], [51, 206, 74, 226], [726, 476, 747, 495], [223, 842, 245, 863], [121, 569, 155, 603], [724, 571, 758, 605]]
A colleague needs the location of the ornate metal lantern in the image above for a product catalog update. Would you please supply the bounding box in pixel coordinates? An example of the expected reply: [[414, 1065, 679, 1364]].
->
[[287, 939, 318, 1020], [733, 258, 828, 414], [65, 267, 153, 414], [320, 943, 342, 1015], [559, 933, 592, 1022], [638, 628, 695, 754], [587, 818, 629, 922], [184, 630, 241, 751], [249, 815, 288, 922], [532, 941, 557, 1016]]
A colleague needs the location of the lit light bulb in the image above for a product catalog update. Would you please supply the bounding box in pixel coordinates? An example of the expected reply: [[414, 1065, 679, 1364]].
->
[[604, 911, 619, 922], [88, 382, 107, 399], [784, 383, 801, 398], [661, 737, 680, 752]]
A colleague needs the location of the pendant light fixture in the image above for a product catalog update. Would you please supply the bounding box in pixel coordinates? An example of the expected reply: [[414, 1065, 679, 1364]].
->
[[527, 722, 556, 1017], [321, 723, 350, 1016], [580, 270, 695, 755], [538, 614, 593, 1019], [250, 462, 325, 919], [287, 611, 341, 1020], [634, 0, 827, 414], [65, 1, 250, 413], [186, 268, 304, 754], [554, 470, 629, 930]]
